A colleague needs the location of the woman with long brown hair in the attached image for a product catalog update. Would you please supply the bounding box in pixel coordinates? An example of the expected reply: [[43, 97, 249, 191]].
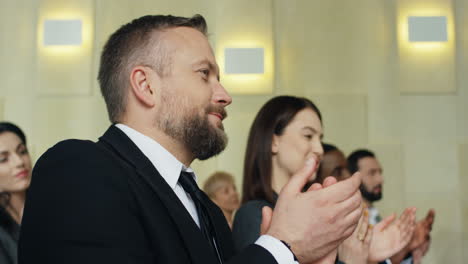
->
[[232, 95, 325, 251], [232, 96, 413, 264]]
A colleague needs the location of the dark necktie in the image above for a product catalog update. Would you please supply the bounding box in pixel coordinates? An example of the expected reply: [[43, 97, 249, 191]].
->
[[375, 213, 382, 223], [178, 171, 223, 264]]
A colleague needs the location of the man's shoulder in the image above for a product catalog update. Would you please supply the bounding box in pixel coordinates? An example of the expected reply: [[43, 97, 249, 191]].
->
[[34, 138, 118, 172], [39, 138, 115, 161], [31, 138, 132, 196], [46, 138, 98, 154]]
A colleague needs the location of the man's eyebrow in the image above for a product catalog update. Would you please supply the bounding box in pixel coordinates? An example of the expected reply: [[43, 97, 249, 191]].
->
[[193, 59, 220, 80], [193, 59, 218, 71]]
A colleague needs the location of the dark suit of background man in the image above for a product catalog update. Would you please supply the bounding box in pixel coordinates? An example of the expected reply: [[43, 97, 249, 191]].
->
[[18, 14, 365, 264]]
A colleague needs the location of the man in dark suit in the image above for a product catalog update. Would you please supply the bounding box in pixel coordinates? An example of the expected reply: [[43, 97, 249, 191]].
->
[[19, 14, 364, 264]]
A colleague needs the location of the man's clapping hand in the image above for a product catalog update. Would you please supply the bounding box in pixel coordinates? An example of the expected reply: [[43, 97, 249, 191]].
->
[[263, 158, 363, 263]]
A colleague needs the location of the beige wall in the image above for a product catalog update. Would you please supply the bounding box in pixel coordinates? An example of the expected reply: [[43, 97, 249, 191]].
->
[[0, 0, 466, 262]]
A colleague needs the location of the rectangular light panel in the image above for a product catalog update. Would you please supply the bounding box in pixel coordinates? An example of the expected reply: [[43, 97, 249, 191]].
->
[[408, 16, 447, 42], [225, 48, 264, 74], [43, 19, 82, 46]]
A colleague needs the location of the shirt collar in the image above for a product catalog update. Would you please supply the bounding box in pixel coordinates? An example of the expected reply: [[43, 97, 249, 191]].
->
[[115, 124, 197, 189], [368, 206, 380, 224]]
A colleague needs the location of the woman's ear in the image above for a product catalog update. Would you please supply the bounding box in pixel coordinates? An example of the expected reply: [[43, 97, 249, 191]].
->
[[271, 134, 279, 154], [129, 66, 158, 107]]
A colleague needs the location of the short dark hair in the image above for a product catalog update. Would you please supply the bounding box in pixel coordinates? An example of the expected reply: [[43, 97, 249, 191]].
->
[[98, 14, 208, 123], [322, 142, 337, 153], [314, 142, 338, 184], [0, 122, 26, 144], [242, 96, 322, 205], [347, 149, 375, 174]]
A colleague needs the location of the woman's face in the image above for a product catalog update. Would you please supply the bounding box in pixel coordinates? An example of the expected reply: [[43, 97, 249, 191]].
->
[[272, 108, 324, 180], [0, 132, 32, 193], [211, 181, 240, 213]]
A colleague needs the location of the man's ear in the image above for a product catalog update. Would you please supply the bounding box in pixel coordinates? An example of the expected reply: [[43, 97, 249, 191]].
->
[[129, 66, 158, 107]]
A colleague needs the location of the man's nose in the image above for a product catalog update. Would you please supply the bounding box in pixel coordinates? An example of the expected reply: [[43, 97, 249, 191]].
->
[[213, 82, 232, 107]]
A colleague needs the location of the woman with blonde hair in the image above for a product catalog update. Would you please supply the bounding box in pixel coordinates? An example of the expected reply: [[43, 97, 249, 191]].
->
[[203, 171, 240, 228]]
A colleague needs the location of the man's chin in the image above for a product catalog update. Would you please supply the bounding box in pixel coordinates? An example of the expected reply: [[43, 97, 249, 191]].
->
[[207, 118, 224, 131], [211, 122, 226, 135]]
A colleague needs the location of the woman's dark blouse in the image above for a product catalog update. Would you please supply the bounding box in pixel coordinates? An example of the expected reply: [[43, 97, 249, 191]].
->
[[232, 199, 275, 253], [0, 209, 19, 264]]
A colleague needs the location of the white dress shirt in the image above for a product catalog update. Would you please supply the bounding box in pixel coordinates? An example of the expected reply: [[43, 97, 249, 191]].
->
[[368, 207, 392, 264], [116, 124, 297, 264], [368, 206, 380, 226]]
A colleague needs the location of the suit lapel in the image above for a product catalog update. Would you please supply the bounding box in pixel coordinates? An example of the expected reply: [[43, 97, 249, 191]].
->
[[199, 191, 235, 259], [99, 126, 219, 264]]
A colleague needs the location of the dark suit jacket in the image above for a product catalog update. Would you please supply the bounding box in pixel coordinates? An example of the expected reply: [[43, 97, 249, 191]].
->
[[18, 126, 276, 264]]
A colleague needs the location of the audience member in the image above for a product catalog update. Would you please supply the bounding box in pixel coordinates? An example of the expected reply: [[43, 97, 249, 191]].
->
[[348, 149, 434, 263], [317, 143, 418, 263], [203, 171, 240, 228], [232, 95, 324, 251], [0, 122, 32, 264], [232, 96, 367, 263], [316, 143, 350, 183], [315, 143, 371, 263], [19, 15, 363, 264]]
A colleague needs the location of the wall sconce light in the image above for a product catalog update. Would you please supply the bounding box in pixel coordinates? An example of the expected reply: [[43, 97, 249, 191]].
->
[[43, 19, 82, 46], [408, 16, 447, 42], [224, 48, 264, 74]]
